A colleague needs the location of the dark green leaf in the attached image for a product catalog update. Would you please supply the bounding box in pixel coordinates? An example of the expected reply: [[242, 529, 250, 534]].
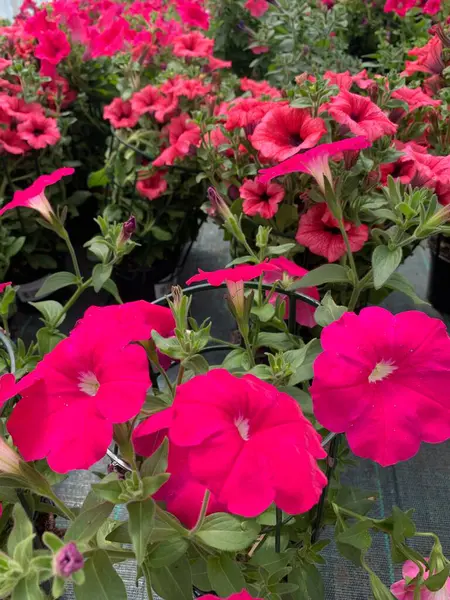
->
[[425, 565, 450, 592], [182, 354, 210, 374], [127, 498, 155, 565], [35, 272, 78, 298], [256, 332, 294, 351], [252, 303, 276, 322], [369, 571, 395, 599], [92, 264, 113, 293], [336, 520, 372, 551], [195, 513, 260, 551], [207, 555, 245, 597], [151, 556, 192, 600], [65, 502, 113, 543], [288, 563, 324, 600], [372, 246, 402, 290], [74, 550, 127, 600], [146, 538, 189, 569]]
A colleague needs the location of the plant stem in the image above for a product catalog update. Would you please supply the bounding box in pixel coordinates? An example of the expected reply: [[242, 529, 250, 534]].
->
[[61, 229, 82, 280], [190, 490, 211, 535], [176, 364, 185, 387], [52, 277, 92, 327], [45, 490, 76, 521], [154, 503, 189, 537], [337, 215, 360, 311], [209, 337, 241, 349]]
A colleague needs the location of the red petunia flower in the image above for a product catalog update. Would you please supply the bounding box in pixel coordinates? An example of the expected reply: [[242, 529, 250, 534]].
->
[[250, 45, 269, 55], [172, 31, 214, 58], [384, 0, 416, 16], [169, 369, 327, 517], [251, 106, 327, 161], [311, 308, 450, 466], [136, 171, 168, 200], [207, 56, 232, 70], [380, 157, 416, 185], [296, 203, 369, 263], [0, 281, 11, 293], [245, 0, 269, 16], [186, 261, 277, 285], [327, 90, 397, 142], [176, 0, 210, 30], [0, 373, 15, 412], [131, 85, 161, 117], [240, 77, 281, 98], [240, 178, 285, 219], [103, 98, 139, 129], [203, 592, 259, 600], [90, 18, 129, 58], [225, 98, 278, 134], [17, 114, 60, 149], [153, 114, 201, 167], [0, 58, 12, 72], [153, 94, 179, 123], [0, 167, 74, 220], [391, 86, 441, 111], [0, 130, 29, 155], [170, 77, 213, 100], [35, 29, 71, 65], [324, 70, 354, 90], [401, 36, 443, 77], [0, 96, 43, 122]]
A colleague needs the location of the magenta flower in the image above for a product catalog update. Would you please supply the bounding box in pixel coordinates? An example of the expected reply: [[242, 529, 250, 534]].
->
[[17, 114, 60, 150], [186, 262, 278, 286], [240, 178, 285, 219], [35, 29, 71, 65], [0, 168, 74, 221], [0, 373, 15, 411], [245, 0, 269, 17], [7, 311, 151, 472], [54, 542, 84, 578], [169, 369, 327, 517], [311, 308, 450, 467], [258, 136, 371, 191], [391, 560, 450, 599], [0, 282, 11, 293], [203, 593, 261, 600]]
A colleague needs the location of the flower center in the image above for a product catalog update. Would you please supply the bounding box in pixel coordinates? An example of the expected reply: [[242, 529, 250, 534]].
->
[[78, 371, 100, 396], [368, 359, 397, 383], [234, 415, 250, 441]]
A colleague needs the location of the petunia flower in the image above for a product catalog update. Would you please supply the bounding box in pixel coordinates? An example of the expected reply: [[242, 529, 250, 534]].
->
[[311, 308, 450, 467], [252, 105, 327, 162], [133, 408, 225, 528], [225, 98, 278, 133], [186, 261, 278, 285], [0, 95, 43, 121], [54, 543, 84, 578], [176, 0, 210, 30], [0, 167, 74, 221], [296, 203, 369, 263], [391, 87, 441, 111], [170, 77, 213, 100], [35, 29, 71, 65], [324, 70, 354, 90], [240, 178, 285, 219], [0, 58, 12, 72], [258, 136, 371, 192], [264, 257, 320, 327], [240, 78, 281, 99], [0, 373, 15, 411], [103, 98, 139, 129], [391, 559, 450, 599], [136, 171, 168, 201], [17, 114, 60, 149], [384, 0, 416, 16], [153, 114, 201, 167], [172, 31, 214, 58], [7, 313, 151, 472], [0, 130, 29, 155], [89, 18, 129, 58], [207, 56, 232, 71], [245, 0, 269, 17], [131, 85, 161, 117], [203, 592, 262, 600], [0, 282, 11, 294], [401, 36, 443, 77], [169, 369, 327, 516]]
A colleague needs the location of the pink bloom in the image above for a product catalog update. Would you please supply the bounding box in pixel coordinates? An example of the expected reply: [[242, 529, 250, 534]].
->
[[391, 560, 450, 599], [153, 114, 201, 167], [0, 130, 29, 155], [172, 31, 213, 58], [240, 77, 281, 98], [171, 77, 213, 100], [240, 178, 285, 219], [258, 136, 371, 192], [423, 0, 441, 14], [245, 0, 269, 17], [0, 373, 15, 411], [0, 58, 12, 72], [264, 258, 319, 327], [186, 261, 277, 285], [133, 408, 225, 528], [251, 45, 269, 54], [0, 96, 43, 121], [391, 87, 441, 111], [169, 369, 327, 516], [0, 282, 11, 293], [176, 0, 210, 30], [296, 204, 369, 263], [35, 29, 71, 65], [17, 115, 60, 149], [0, 168, 74, 220], [7, 314, 151, 473], [153, 94, 179, 123], [207, 56, 232, 70], [136, 171, 168, 200], [327, 90, 397, 142], [324, 70, 354, 91], [252, 106, 327, 162], [203, 593, 261, 600], [380, 156, 416, 185], [384, 0, 417, 16], [90, 18, 129, 58], [131, 85, 161, 117], [402, 37, 443, 77], [225, 98, 278, 134], [103, 98, 139, 129], [311, 308, 450, 467]]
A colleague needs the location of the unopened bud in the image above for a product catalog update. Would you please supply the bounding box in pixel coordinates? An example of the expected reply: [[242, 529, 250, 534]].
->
[[54, 543, 84, 578], [295, 73, 309, 86], [119, 215, 136, 245], [208, 187, 233, 221]]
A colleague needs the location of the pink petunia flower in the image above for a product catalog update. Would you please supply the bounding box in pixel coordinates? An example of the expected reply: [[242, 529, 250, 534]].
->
[[153, 94, 179, 123], [296, 203, 369, 263], [170, 77, 213, 100], [0, 281, 11, 293], [133, 407, 225, 528], [131, 85, 161, 117], [0, 373, 15, 411], [207, 56, 232, 70], [264, 257, 319, 327], [35, 29, 71, 65], [172, 31, 214, 58], [153, 114, 201, 167], [240, 178, 285, 219], [169, 369, 327, 517], [327, 90, 397, 142], [186, 261, 278, 285], [176, 0, 210, 30], [258, 136, 371, 192], [7, 314, 151, 473], [203, 592, 261, 600], [311, 308, 450, 467], [324, 70, 354, 91], [17, 114, 60, 149], [380, 156, 416, 185], [245, 0, 269, 17], [240, 77, 281, 99], [0, 96, 43, 121], [391, 86, 441, 111], [225, 98, 278, 134], [384, 0, 416, 16], [402, 37, 443, 77], [0, 58, 12, 72], [89, 18, 129, 58], [103, 98, 140, 129], [391, 559, 450, 599], [0, 167, 74, 220], [251, 106, 327, 162], [0, 130, 29, 155], [136, 171, 168, 200]]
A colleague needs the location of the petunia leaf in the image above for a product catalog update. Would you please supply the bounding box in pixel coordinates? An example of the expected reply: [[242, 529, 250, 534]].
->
[[29, 300, 65, 327], [127, 498, 155, 565], [383, 272, 426, 304], [369, 571, 395, 600], [74, 550, 127, 600], [425, 566, 450, 592], [146, 538, 189, 569], [65, 502, 113, 544], [206, 555, 246, 597], [92, 264, 113, 293], [150, 556, 192, 600], [288, 562, 325, 600], [140, 438, 169, 478], [314, 291, 347, 327], [35, 272, 78, 298], [289, 264, 351, 289], [372, 245, 403, 290], [195, 513, 260, 551]]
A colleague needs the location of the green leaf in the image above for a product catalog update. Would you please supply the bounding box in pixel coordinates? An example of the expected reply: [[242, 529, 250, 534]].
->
[[314, 291, 347, 327], [5, 236, 25, 259], [29, 300, 64, 326], [65, 502, 113, 543], [36, 327, 65, 355], [151, 226, 172, 241], [195, 513, 260, 551], [42, 531, 64, 553], [369, 571, 395, 599], [127, 498, 155, 565], [140, 438, 169, 478], [285, 338, 322, 385], [267, 243, 296, 256], [141, 474, 170, 498], [8, 504, 34, 565], [12, 572, 45, 600], [372, 246, 403, 290], [336, 520, 372, 551], [74, 550, 127, 600], [151, 331, 184, 360], [150, 556, 192, 600], [92, 264, 113, 293], [206, 555, 246, 597], [280, 386, 313, 415], [289, 264, 350, 288], [0, 284, 16, 316], [91, 477, 123, 504], [88, 168, 109, 188], [102, 279, 123, 304], [35, 272, 78, 298], [146, 538, 189, 569], [182, 354, 210, 375], [289, 563, 324, 600], [384, 272, 425, 304], [425, 565, 450, 592], [251, 303, 276, 322], [222, 348, 250, 371], [256, 332, 294, 351]]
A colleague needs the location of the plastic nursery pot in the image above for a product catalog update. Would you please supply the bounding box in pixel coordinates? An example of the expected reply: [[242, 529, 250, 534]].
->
[[428, 234, 450, 314]]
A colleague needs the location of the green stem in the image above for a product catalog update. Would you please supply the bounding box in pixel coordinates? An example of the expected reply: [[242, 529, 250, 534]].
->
[[209, 337, 241, 349], [151, 359, 175, 399], [51, 277, 92, 327], [154, 504, 189, 537], [176, 365, 185, 387], [190, 490, 211, 535], [60, 229, 82, 280], [45, 490, 76, 521], [242, 331, 255, 368]]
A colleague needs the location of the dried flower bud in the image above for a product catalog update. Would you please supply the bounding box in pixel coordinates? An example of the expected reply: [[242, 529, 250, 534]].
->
[[54, 543, 84, 578], [295, 73, 309, 86]]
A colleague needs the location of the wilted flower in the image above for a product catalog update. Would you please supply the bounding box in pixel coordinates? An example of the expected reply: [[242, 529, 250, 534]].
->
[[54, 542, 84, 578]]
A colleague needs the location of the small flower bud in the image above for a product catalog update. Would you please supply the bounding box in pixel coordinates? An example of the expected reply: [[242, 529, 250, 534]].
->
[[54, 543, 84, 578], [119, 216, 136, 245]]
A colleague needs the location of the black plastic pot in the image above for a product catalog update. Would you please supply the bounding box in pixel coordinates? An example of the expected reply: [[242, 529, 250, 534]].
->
[[428, 235, 450, 314]]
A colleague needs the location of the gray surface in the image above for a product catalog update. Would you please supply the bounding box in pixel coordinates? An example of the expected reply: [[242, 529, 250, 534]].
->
[[53, 223, 448, 599]]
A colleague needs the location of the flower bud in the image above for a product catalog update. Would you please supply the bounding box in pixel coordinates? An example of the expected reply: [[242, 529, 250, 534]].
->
[[118, 215, 136, 246], [53, 542, 84, 578], [208, 187, 233, 221]]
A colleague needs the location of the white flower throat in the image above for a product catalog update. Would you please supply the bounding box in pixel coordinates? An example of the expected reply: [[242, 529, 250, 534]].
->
[[234, 415, 250, 441], [78, 371, 100, 396], [368, 359, 398, 383]]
